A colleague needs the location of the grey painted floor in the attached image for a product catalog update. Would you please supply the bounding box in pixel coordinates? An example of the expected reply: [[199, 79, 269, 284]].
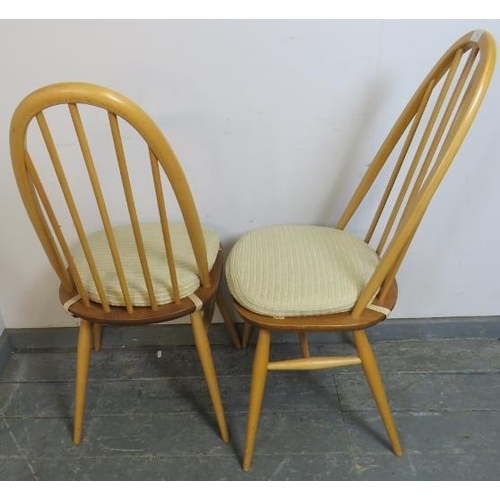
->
[[0, 330, 499, 480]]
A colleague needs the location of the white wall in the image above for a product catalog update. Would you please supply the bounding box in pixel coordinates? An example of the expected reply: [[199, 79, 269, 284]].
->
[[0, 20, 499, 328]]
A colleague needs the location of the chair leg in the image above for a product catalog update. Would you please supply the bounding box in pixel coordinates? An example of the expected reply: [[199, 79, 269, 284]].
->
[[74, 319, 92, 444], [92, 323, 102, 353], [191, 311, 230, 443], [203, 295, 217, 335], [353, 329, 403, 456], [243, 329, 271, 472], [216, 289, 242, 349], [242, 323, 253, 348], [298, 332, 310, 358]]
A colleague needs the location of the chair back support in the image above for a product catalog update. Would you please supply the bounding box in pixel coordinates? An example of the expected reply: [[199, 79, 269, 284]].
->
[[10, 82, 210, 314], [336, 30, 496, 317]]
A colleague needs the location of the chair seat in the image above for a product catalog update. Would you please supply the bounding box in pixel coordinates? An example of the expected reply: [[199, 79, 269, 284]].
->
[[73, 222, 220, 307], [226, 225, 380, 317]]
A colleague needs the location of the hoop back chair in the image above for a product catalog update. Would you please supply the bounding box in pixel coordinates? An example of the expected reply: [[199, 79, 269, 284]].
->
[[10, 82, 241, 445], [225, 30, 496, 470]]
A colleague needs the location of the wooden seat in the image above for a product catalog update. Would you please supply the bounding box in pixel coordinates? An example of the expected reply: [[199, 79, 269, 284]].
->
[[225, 30, 496, 470], [10, 82, 241, 446]]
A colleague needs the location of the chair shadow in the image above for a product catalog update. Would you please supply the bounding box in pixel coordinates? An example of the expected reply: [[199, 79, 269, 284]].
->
[[314, 76, 391, 227], [342, 407, 394, 453]]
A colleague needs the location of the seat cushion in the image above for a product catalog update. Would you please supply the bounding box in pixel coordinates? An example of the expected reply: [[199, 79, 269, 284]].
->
[[73, 222, 220, 307], [226, 225, 380, 317]]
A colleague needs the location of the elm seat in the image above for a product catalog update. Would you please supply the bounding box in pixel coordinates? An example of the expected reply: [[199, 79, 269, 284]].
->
[[74, 222, 220, 307], [226, 225, 380, 317]]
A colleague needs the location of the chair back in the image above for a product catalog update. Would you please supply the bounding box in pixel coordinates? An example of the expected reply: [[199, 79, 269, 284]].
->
[[10, 82, 210, 314], [335, 30, 496, 317]]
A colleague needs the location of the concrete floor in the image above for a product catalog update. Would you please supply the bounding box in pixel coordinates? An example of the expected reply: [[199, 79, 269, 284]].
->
[[0, 327, 499, 480]]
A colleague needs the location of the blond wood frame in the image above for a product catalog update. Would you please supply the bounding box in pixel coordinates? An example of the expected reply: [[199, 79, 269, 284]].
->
[[10, 82, 241, 447], [234, 31, 496, 471]]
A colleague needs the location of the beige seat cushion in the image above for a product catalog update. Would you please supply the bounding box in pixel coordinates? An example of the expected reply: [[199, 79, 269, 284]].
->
[[226, 225, 380, 317], [73, 222, 220, 307]]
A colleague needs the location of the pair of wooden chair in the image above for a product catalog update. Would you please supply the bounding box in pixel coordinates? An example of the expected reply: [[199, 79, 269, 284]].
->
[[9, 30, 495, 471]]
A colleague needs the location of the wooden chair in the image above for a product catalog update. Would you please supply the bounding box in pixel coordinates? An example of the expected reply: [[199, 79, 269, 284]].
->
[[10, 82, 242, 446], [225, 30, 496, 470]]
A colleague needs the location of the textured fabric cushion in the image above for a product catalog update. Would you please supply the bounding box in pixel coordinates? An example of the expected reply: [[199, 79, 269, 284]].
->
[[226, 225, 380, 317], [73, 222, 220, 307]]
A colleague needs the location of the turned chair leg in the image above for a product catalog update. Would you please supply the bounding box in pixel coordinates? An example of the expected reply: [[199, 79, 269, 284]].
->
[[216, 289, 242, 349], [353, 329, 402, 456], [203, 295, 217, 335], [298, 331, 310, 358], [92, 323, 102, 353], [74, 319, 92, 444], [191, 311, 230, 443], [242, 323, 253, 348], [243, 329, 271, 471]]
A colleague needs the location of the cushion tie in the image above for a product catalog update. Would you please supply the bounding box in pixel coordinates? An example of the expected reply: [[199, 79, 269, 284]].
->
[[63, 294, 81, 314], [366, 303, 391, 317], [188, 293, 203, 312]]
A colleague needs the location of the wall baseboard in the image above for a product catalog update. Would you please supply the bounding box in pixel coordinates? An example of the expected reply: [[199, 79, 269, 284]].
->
[[2, 315, 500, 354], [1, 316, 499, 375], [0, 331, 13, 375]]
